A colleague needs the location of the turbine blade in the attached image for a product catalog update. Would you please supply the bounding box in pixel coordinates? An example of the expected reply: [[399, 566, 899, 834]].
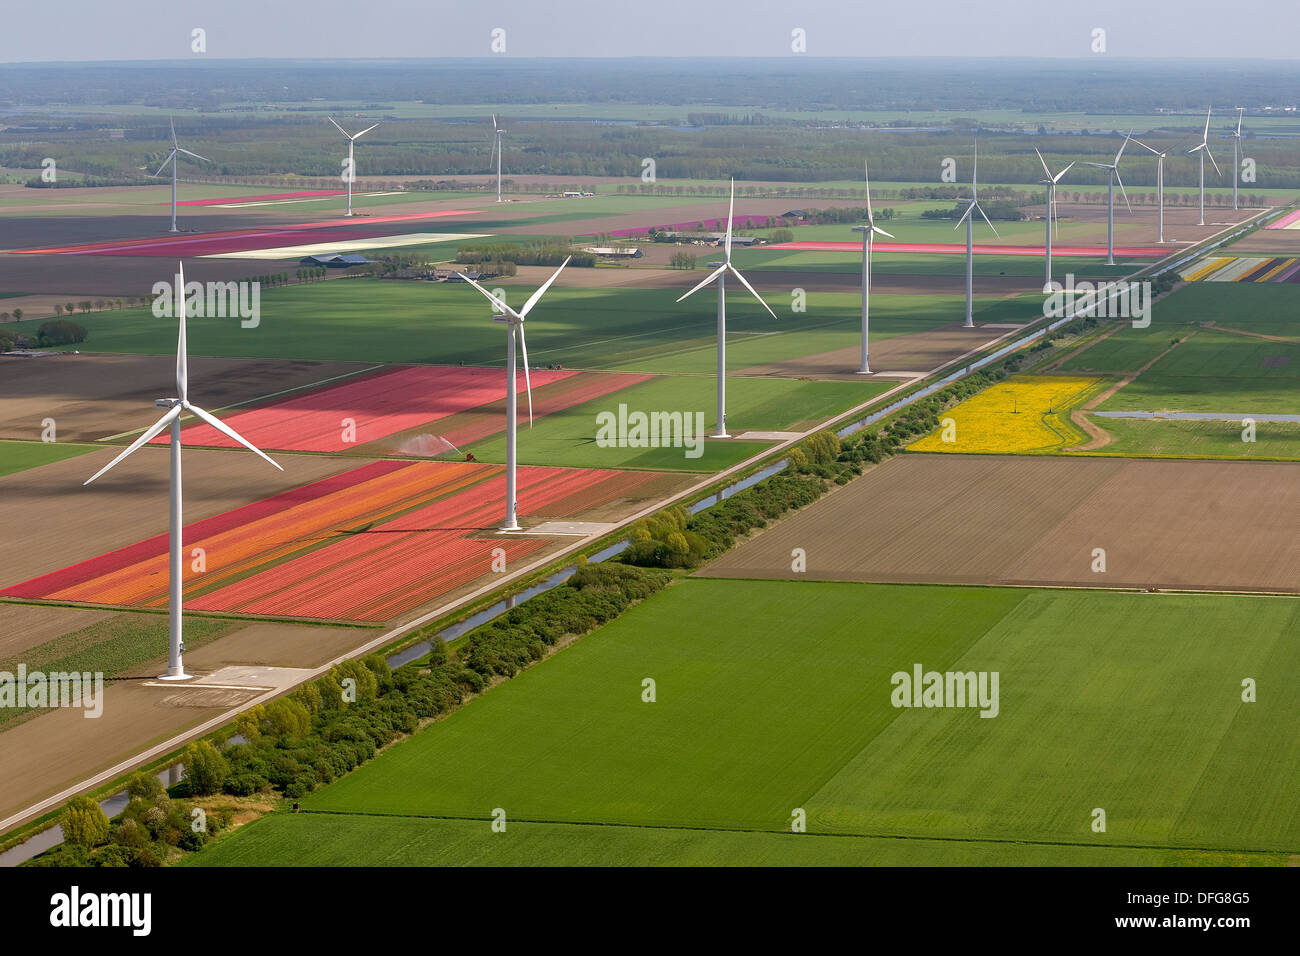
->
[[328, 116, 348, 136], [176, 148, 210, 163], [727, 264, 777, 320], [153, 151, 175, 178], [84, 406, 182, 485], [186, 404, 282, 471], [1206, 146, 1222, 177], [1115, 131, 1132, 165], [1034, 147, 1051, 180], [864, 160, 876, 225], [457, 272, 520, 319], [1236, 108, 1243, 137], [725, 178, 735, 263], [1054, 161, 1075, 183], [353, 123, 379, 140], [1116, 170, 1132, 214], [518, 323, 533, 427], [976, 202, 999, 237], [170, 116, 177, 147], [1132, 138, 1160, 155], [972, 136, 978, 197], [176, 261, 188, 402], [518, 256, 570, 318], [674, 263, 726, 303], [872, 225, 894, 239], [954, 202, 976, 229], [1203, 107, 1212, 142]]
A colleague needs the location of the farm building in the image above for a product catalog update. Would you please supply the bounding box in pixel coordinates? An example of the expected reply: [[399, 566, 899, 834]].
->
[[300, 253, 373, 267], [584, 246, 643, 258]]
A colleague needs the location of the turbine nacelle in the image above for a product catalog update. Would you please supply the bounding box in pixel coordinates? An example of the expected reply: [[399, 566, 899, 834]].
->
[[674, 178, 778, 319]]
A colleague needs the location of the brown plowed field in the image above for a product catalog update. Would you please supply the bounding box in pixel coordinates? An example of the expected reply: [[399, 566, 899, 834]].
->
[[0, 604, 114, 661], [737, 323, 1021, 379], [0, 353, 376, 442], [702, 454, 1300, 593], [0, 447, 364, 585]]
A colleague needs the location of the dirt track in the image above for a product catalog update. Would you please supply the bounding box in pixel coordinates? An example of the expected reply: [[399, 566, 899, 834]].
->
[[0, 353, 376, 442], [701, 454, 1300, 593]]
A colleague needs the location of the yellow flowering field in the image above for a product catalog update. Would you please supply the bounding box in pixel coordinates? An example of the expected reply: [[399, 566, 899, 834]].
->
[[909, 375, 1107, 454]]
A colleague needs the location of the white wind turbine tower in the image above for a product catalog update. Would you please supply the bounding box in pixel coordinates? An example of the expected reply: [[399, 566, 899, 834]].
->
[[1132, 138, 1174, 243], [953, 141, 998, 329], [849, 161, 895, 371], [154, 118, 211, 234], [1034, 147, 1075, 292], [457, 257, 571, 531], [328, 117, 380, 217], [676, 178, 777, 436], [1082, 132, 1134, 266], [1188, 107, 1221, 227], [490, 114, 506, 203], [1231, 108, 1244, 210], [83, 262, 282, 680]]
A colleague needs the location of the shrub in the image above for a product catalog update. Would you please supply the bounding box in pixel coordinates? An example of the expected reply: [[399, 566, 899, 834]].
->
[[183, 740, 231, 796], [60, 796, 110, 847], [36, 319, 87, 347]]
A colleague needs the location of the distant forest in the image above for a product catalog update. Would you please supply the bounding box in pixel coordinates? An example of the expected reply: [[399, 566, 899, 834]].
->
[[2, 59, 1299, 188]]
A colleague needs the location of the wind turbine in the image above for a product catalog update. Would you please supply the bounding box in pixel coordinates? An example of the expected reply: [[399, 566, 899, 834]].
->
[[154, 118, 211, 234], [953, 141, 998, 329], [675, 178, 777, 436], [328, 117, 380, 217], [83, 262, 282, 680], [1231, 108, 1244, 210], [1082, 132, 1134, 266], [1188, 107, 1221, 227], [456, 257, 571, 531], [1132, 138, 1175, 243], [849, 161, 895, 371], [1034, 148, 1075, 292], [489, 114, 506, 203]]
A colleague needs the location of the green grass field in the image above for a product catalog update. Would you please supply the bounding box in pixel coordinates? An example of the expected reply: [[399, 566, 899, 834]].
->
[[186, 578, 1300, 865], [1079, 416, 1300, 460], [1096, 330, 1300, 414], [187, 813, 1282, 867], [464, 375, 885, 470], [6, 281, 976, 372], [0, 440, 96, 478], [738, 247, 1138, 280]]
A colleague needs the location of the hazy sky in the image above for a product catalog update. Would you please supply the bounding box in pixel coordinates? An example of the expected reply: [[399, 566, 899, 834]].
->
[[0, 0, 1289, 62]]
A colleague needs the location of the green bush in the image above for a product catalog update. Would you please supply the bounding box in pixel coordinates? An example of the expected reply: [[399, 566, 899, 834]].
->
[[60, 796, 110, 847], [36, 319, 87, 347]]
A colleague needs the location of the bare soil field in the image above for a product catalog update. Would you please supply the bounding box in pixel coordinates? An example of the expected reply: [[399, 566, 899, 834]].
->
[[0, 603, 114, 661], [0, 618, 367, 826], [737, 322, 1022, 379], [1220, 229, 1300, 256], [702, 454, 1300, 593], [0, 352, 376, 442], [0, 447, 364, 585]]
